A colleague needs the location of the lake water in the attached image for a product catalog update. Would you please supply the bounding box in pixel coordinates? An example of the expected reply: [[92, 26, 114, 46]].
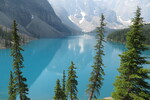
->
[[0, 35, 149, 100]]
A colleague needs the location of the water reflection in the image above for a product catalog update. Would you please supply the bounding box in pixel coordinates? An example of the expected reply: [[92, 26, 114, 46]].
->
[[0, 39, 63, 99], [0, 35, 149, 100]]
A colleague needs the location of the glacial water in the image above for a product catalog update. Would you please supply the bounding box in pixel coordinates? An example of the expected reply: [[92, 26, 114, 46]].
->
[[0, 35, 149, 100]]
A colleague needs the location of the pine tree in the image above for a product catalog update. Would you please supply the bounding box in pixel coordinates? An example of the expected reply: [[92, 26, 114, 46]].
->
[[62, 70, 66, 92], [62, 70, 67, 100], [86, 14, 106, 100], [53, 79, 64, 100], [4, 27, 9, 48], [11, 20, 30, 100], [112, 7, 150, 100], [66, 61, 78, 100], [8, 71, 16, 100]]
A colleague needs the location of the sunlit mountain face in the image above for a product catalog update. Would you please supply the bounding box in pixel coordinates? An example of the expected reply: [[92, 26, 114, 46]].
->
[[98, 0, 150, 21], [48, 0, 150, 32]]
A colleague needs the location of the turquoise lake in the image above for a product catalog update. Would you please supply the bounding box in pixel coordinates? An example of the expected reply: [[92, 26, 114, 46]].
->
[[0, 35, 150, 100]]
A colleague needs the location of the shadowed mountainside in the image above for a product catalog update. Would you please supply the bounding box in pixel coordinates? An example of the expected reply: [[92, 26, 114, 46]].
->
[[0, 0, 76, 38]]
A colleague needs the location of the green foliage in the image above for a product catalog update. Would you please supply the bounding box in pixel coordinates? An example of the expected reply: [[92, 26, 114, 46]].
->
[[0, 26, 12, 48], [53, 79, 66, 100], [66, 61, 78, 100], [0, 25, 26, 48], [10, 20, 30, 100], [62, 70, 66, 92], [8, 71, 16, 100], [107, 23, 150, 46], [112, 7, 150, 100], [62, 70, 67, 100], [86, 14, 106, 100]]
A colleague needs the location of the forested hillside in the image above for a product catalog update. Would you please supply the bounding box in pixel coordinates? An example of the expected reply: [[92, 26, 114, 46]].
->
[[107, 24, 150, 45]]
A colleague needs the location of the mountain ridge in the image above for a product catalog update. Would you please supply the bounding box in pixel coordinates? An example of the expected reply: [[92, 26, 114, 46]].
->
[[0, 0, 75, 38], [48, 0, 150, 32]]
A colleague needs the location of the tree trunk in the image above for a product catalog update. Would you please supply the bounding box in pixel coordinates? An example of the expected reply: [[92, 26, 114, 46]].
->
[[70, 92, 73, 100], [20, 94, 22, 100], [88, 91, 94, 100]]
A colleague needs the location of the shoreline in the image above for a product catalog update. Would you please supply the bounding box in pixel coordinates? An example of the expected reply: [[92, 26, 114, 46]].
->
[[107, 38, 150, 47], [0, 38, 36, 49]]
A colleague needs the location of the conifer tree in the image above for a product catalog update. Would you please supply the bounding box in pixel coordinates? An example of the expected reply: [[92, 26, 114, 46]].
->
[[112, 7, 150, 100], [62, 70, 67, 100], [8, 71, 16, 100], [11, 20, 30, 100], [66, 61, 78, 100], [62, 70, 66, 92], [53, 79, 64, 100], [3, 27, 11, 48], [86, 14, 106, 100]]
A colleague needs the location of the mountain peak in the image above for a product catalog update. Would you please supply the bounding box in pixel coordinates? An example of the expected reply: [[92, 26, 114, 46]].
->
[[48, 0, 150, 32]]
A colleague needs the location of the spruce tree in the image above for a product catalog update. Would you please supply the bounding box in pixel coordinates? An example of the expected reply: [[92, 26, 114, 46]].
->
[[8, 71, 16, 100], [66, 61, 78, 100], [62, 70, 67, 100], [86, 14, 106, 100], [62, 70, 66, 92], [11, 20, 30, 100], [112, 7, 150, 100], [53, 79, 64, 100]]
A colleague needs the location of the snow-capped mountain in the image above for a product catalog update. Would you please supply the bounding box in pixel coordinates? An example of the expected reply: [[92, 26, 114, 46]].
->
[[48, 0, 122, 32], [48, 0, 150, 32], [97, 0, 150, 22]]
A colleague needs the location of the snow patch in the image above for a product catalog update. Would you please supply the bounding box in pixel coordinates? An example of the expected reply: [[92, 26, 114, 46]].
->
[[117, 16, 131, 25], [31, 15, 34, 19], [68, 16, 74, 22], [79, 11, 86, 24]]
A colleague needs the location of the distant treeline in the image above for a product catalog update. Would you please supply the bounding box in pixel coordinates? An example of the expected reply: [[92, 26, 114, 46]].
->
[[0, 26, 12, 48], [0, 26, 27, 48], [107, 24, 150, 45]]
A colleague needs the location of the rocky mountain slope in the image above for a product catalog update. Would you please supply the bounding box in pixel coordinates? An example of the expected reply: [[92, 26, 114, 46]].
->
[[98, 0, 150, 22], [48, 0, 150, 32], [52, 6, 82, 32], [0, 0, 75, 38], [48, 0, 122, 32]]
